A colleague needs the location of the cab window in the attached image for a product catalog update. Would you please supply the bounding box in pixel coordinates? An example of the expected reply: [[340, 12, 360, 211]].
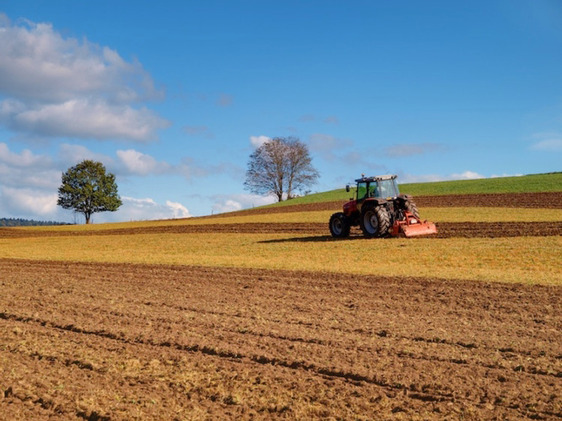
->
[[357, 182, 367, 200], [368, 183, 377, 197], [378, 179, 399, 198], [378, 181, 388, 197]]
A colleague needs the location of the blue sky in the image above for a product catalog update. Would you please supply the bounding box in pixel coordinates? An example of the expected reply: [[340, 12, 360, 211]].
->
[[1, 1, 561, 222]]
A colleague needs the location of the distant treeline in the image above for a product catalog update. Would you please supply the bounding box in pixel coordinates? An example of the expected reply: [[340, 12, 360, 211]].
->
[[0, 218, 71, 227]]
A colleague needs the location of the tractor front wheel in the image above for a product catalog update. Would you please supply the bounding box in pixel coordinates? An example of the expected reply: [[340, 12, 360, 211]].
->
[[329, 212, 351, 238], [360, 206, 390, 238]]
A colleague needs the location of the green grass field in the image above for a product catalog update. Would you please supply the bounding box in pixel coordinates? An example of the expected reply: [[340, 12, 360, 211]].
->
[[263, 172, 562, 207], [401, 172, 562, 196]]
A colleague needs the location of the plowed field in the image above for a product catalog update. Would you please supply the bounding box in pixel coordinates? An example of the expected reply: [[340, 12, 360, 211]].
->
[[213, 192, 562, 216], [1, 221, 561, 239], [1, 260, 561, 420], [1, 190, 561, 419]]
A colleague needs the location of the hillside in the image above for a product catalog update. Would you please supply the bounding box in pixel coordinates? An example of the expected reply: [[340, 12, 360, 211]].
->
[[259, 172, 562, 209]]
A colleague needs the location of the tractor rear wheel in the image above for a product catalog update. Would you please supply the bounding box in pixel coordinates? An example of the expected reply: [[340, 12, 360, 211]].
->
[[360, 205, 390, 238], [405, 200, 420, 218], [329, 212, 351, 238]]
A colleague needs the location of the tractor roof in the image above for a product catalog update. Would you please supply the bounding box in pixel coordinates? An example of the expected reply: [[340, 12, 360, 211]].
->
[[355, 174, 397, 183]]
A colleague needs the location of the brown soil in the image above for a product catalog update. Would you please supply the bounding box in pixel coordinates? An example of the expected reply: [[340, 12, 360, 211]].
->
[[415, 192, 562, 209], [433, 221, 562, 238], [2, 221, 561, 239], [0, 259, 560, 420]]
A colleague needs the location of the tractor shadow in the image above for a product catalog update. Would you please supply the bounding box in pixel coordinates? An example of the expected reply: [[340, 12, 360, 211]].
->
[[258, 235, 391, 244]]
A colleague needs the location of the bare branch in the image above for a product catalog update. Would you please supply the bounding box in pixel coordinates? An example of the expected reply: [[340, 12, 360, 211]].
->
[[244, 137, 319, 202]]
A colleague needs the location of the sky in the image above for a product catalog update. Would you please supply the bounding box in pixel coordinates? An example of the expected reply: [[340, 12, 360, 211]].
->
[[0, 1, 561, 223]]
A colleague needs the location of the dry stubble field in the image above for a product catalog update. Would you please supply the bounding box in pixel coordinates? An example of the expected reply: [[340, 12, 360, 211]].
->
[[0, 192, 561, 420]]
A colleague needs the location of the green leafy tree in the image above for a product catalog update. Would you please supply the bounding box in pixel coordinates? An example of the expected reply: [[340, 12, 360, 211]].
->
[[57, 160, 122, 224], [244, 137, 319, 202]]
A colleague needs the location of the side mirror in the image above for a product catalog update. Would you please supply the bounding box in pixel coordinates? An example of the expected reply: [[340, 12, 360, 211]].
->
[[346, 184, 350, 192]]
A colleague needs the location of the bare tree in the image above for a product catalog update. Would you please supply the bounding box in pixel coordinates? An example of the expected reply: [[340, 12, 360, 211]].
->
[[244, 137, 319, 202]]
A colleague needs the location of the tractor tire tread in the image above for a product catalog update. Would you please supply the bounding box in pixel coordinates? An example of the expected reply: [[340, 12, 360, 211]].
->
[[405, 200, 420, 219], [360, 205, 390, 238], [329, 212, 351, 238]]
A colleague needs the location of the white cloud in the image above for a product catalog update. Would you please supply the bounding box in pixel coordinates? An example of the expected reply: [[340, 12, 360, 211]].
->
[[0, 142, 59, 190], [531, 138, 562, 151], [399, 170, 485, 183], [116, 149, 171, 175], [213, 199, 243, 214], [450, 170, 485, 180], [211, 193, 276, 214], [0, 98, 169, 141], [58, 143, 113, 167], [115, 196, 191, 221], [491, 173, 523, 178], [0, 14, 169, 142], [1, 186, 58, 216], [166, 200, 191, 218], [59, 145, 174, 178], [398, 173, 446, 183], [59, 144, 238, 181], [0, 142, 45, 167], [0, 14, 161, 102], [530, 132, 562, 151], [250, 135, 271, 148]]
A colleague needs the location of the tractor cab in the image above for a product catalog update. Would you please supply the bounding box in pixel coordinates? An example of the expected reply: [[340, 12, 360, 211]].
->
[[344, 174, 401, 215], [350, 175, 400, 202]]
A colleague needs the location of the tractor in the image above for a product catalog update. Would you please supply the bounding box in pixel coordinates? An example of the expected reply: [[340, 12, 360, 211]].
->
[[329, 175, 437, 238]]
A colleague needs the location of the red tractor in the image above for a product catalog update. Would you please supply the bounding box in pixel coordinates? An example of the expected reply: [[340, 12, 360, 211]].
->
[[329, 175, 437, 238]]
